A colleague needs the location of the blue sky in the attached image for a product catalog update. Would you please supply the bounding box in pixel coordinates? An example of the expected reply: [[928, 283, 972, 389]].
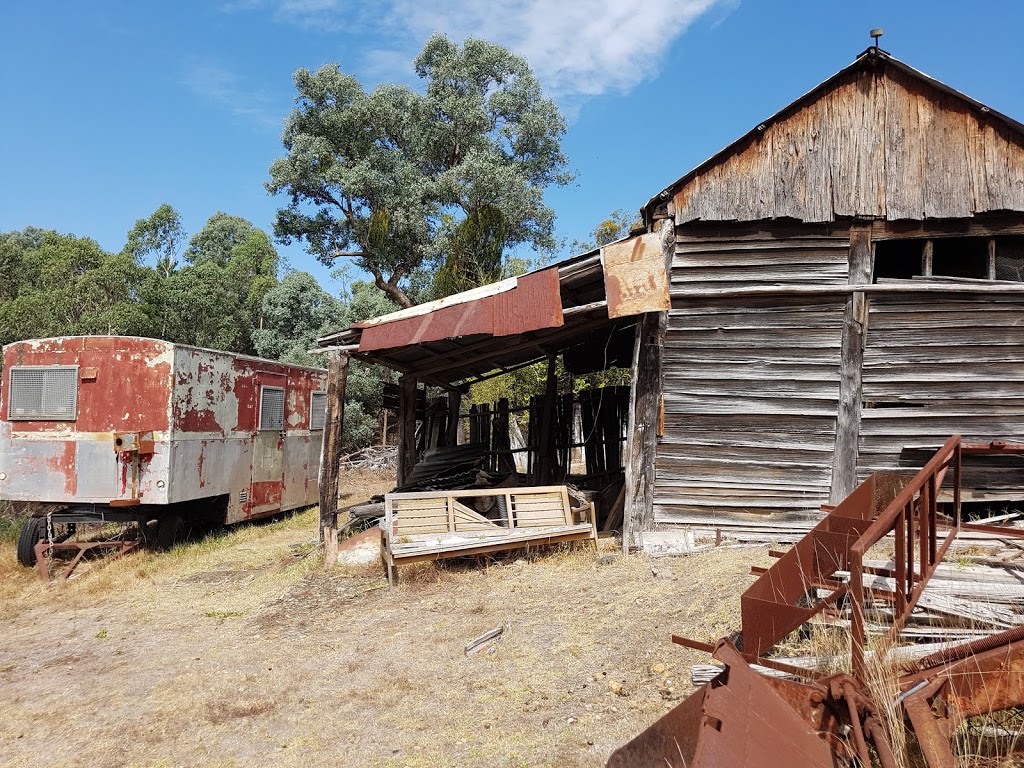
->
[[2, 1, 1022, 294]]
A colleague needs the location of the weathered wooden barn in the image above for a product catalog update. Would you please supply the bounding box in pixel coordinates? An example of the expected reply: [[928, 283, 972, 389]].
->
[[317, 46, 1024, 550]]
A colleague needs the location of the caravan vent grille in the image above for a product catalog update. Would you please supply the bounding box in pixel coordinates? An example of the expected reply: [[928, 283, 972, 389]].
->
[[8, 366, 78, 420], [259, 386, 285, 431], [310, 392, 327, 430]]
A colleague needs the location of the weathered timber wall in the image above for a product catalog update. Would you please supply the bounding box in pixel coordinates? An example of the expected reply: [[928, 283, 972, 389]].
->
[[673, 67, 1024, 224], [653, 228, 849, 522], [858, 294, 1024, 496]]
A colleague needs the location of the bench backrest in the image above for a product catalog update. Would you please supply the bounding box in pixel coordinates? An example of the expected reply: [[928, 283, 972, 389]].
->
[[385, 486, 574, 538]]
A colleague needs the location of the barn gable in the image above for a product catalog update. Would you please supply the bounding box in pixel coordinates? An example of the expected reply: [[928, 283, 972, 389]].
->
[[655, 48, 1024, 225]]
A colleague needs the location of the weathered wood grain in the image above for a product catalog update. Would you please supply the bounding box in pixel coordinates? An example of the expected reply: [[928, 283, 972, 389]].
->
[[656, 228, 846, 524], [319, 350, 349, 566], [857, 295, 1024, 487], [830, 227, 871, 503], [397, 375, 418, 487], [672, 65, 1024, 225], [622, 218, 673, 551]]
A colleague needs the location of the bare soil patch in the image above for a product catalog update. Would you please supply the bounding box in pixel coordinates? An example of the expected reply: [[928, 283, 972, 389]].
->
[[0, 471, 769, 768]]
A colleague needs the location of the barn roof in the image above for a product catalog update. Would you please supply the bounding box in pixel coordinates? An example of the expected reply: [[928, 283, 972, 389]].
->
[[643, 47, 1024, 225]]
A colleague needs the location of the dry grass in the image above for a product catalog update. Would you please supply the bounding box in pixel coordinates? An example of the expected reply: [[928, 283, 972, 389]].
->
[[0, 470, 772, 768]]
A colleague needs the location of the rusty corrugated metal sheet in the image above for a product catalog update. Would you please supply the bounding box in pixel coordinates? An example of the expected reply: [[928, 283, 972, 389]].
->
[[357, 268, 564, 352]]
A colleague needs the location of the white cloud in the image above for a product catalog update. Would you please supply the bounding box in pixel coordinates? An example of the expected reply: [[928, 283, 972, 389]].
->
[[233, 0, 727, 99], [183, 61, 282, 128], [392, 0, 721, 97]]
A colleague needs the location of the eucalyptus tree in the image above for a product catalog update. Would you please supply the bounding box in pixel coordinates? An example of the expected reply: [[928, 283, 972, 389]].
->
[[125, 204, 185, 278], [268, 34, 572, 307]]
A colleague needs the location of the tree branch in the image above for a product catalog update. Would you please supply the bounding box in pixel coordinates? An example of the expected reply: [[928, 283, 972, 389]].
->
[[368, 265, 412, 308]]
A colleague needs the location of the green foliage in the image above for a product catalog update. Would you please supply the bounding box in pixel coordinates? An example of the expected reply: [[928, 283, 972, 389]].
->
[[184, 212, 258, 267], [268, 34, 572, 308], [1, 208, 388, 452], [137, 209, 280, 354], [569, 208, 641, 253], [125, 204, 186, 277], [0, 229, 152, 346], [433, 205, 508, 297], [253, 271, 346, 366]]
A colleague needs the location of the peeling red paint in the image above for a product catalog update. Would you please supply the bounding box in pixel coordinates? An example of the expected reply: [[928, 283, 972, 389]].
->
[[357, 267, 564, 352], [1, 336, 327, 517]]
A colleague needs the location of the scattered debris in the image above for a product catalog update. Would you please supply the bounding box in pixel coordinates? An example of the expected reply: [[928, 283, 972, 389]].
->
[[339, 445, 397, 471], [613, 437, 1024, 768], [465, 624, 508, 656]]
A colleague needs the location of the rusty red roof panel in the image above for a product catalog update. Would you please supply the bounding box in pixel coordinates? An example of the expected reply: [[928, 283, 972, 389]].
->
[[358, 268, 564, 352]]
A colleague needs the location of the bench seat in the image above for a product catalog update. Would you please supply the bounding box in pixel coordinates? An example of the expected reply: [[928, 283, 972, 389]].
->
[[380, 485, 597, 584]]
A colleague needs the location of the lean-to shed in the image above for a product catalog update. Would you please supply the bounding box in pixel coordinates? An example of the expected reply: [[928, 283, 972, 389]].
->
[[317, 46, 1024, 550]]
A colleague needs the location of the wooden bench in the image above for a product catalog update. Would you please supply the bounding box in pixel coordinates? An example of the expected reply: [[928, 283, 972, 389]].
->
[[380, 485, 597, 585]]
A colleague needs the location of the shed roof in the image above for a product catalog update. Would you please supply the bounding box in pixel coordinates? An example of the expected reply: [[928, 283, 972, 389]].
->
[[643, 47, 1024, 225], [318, 250, 631, 388]]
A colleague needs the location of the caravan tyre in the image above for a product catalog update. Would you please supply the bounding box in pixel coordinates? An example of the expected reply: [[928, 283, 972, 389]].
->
[[16, 517, 45, 567]]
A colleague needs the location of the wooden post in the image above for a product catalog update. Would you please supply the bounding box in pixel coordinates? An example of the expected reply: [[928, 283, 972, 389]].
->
[[445, 389, 462, 446], [536, 356, 558, 484], [397, 375, 418, 487], [319, 351, 349, 569], [830, 225, 872, 504], [622, 218, 673, 554]]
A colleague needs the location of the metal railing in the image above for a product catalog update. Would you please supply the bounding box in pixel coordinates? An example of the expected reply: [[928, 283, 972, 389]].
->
[[848, 434, 962, 678]]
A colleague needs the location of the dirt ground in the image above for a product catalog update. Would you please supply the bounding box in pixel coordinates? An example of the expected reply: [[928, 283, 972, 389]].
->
[[0, 471, 770, 768]]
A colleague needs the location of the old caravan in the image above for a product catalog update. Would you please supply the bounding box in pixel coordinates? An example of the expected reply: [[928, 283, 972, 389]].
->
[[1, 337, 327, 564]]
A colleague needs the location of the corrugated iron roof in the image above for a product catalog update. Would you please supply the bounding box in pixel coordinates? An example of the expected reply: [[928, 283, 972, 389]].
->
[[316, 250, 625, 388]]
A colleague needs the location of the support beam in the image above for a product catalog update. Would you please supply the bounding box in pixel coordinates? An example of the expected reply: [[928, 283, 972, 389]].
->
[[319, 351, 349, 569], [830, 225, 872, 504], [622, 218, 673, 553], [534, 356, 559, 484], [397, 375, 418, 487], [445, 389, 462, 446]]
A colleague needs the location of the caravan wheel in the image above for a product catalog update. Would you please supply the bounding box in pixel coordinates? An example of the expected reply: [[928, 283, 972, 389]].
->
[[16, 517, 45, 567]]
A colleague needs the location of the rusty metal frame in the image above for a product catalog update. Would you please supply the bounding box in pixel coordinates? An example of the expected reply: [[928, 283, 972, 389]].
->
[[900, 626, 1024, 768], [848, 434, 962, 678], [34, 538, 141, 580], [611, 436, 1024, 768]]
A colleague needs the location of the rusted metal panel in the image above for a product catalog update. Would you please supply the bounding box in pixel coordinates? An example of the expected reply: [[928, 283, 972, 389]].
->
[[607, 642, 839, 768], [602, 233, 670, 319], [0, 337, 326, 524], [357, 268, 563, 352]]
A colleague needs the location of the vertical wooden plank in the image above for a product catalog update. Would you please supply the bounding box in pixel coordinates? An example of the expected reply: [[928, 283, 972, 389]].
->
[[397, 375, 418, 487], [922, 92, 973, 219], [922, 239, 933, 277], [988, 239, 997, 281], [829, 73, 885, 219], [885, 72, 925, 220], [623, 218, 673, 552], [445, 389, 462, 446], [319, 351, 349, 567], [829, 227, 871, 504], [535, 356, 558, 484]]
